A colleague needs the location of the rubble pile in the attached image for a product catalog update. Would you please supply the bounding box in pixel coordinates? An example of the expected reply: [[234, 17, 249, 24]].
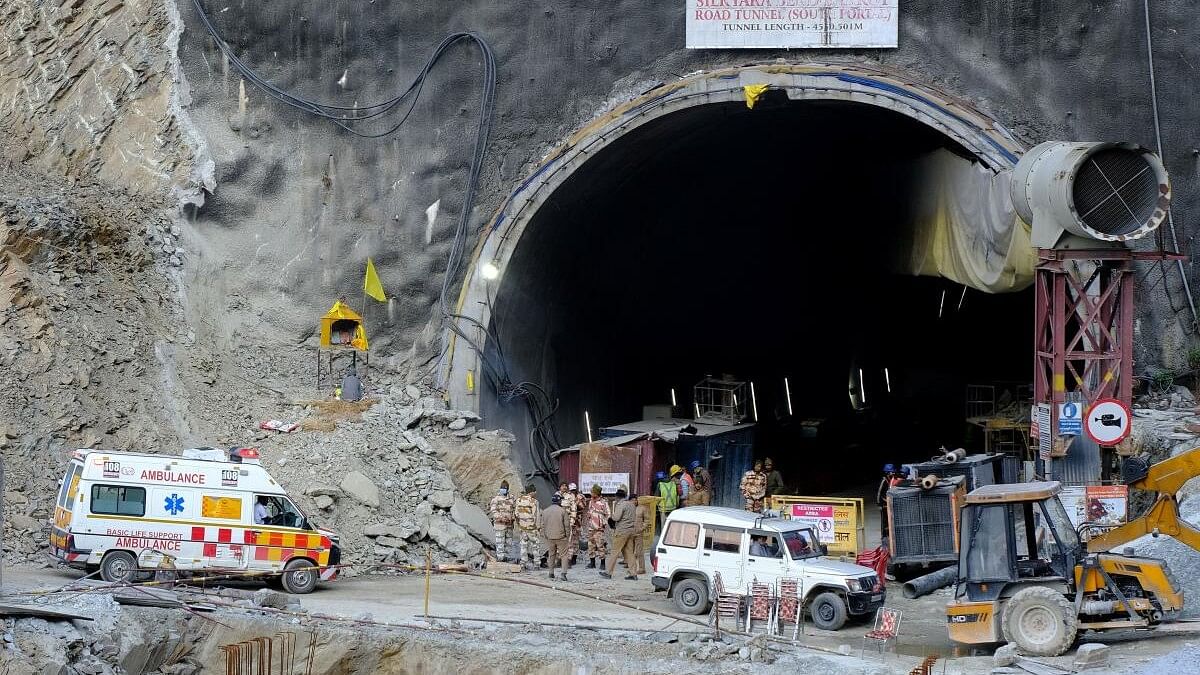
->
[[1123, 388, 1200, 616], [260, 391, 523, 570], [0, 162, 188, 565]]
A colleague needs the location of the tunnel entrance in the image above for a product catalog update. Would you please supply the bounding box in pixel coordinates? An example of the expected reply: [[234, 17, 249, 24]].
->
[[448, 67, 1033, 498]]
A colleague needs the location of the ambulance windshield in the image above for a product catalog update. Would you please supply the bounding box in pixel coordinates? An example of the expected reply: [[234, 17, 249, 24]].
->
[[259, 495, 306, 529]]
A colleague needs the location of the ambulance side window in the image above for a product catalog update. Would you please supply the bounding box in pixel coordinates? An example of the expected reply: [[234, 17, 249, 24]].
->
[[91, 485, 146, 517]]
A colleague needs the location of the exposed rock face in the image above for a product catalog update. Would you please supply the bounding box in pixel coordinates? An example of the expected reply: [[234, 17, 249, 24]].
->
[[0, 0, 195, 195]]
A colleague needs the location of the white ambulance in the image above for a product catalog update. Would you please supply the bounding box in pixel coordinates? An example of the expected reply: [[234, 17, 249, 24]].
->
[[50, 447, 341, 594]]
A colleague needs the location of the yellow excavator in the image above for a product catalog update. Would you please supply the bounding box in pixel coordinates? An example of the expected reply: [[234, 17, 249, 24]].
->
[[946, 447, 1200, 656]]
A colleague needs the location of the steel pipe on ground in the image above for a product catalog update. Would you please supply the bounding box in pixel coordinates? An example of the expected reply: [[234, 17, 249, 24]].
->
[[901, 565, 958, 599]]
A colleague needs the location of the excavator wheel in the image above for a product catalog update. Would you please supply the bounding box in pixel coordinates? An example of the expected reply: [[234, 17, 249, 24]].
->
[[1000, 586, 1078, 657]]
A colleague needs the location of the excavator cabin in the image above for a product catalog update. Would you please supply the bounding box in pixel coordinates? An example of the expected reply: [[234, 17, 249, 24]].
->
[[948, 479, 1185, 656]]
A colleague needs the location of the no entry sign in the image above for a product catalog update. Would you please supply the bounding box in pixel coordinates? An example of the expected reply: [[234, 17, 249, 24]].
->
[[1085, 399, 1131, 446]]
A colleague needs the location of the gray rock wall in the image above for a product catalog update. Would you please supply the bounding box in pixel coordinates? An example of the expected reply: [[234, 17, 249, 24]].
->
[[174, 1, 1200, 367]]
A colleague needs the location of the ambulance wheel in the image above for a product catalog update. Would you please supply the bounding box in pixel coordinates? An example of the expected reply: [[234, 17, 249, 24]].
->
[[281, 559, 318, 594], [100, 551, 138, 584]]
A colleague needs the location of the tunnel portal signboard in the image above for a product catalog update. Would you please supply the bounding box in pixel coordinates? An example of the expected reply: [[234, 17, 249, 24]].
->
[[686, 0, 899, 49]]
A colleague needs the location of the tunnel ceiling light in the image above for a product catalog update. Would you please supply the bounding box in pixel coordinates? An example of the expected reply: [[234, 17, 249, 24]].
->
[[671, 388, 677, 407], [733, 393, 739, 407], [584, 410, 593, 443], [784, 378, 793, 416], [938, 289, 946, 319], [859, 368, 866, 405], [884, 368, 892, 394], [694, 402, 701, 420], [750, 382, 759, 422], [480, 260, 500, 280]]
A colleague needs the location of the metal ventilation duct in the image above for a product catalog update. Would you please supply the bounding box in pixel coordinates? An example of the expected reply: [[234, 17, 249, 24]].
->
[[1010, 141, 1170, 248]]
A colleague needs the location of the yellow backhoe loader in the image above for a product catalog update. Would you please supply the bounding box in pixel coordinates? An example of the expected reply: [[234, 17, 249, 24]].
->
[[946, 447, 1200, 656]]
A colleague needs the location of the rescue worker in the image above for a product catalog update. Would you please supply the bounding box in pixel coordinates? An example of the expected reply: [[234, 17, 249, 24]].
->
[[687, 475, 711, 506], [655, 471, 679, 529], [514, 484, 542, 570], [876, 464, 902, 540], [585, 485, 610, 569], [488, 480, 516, 561], [601, 486, 638, 580], [740, 460, 768, 513], [567, 482, 582, 562], [670, 464, 691, 502], [558, 482, 580, 565], [690, 459, 711, 492], [632, 492, 650, 575], [542, 493, 571, 580], [764, 457, 785, 497]]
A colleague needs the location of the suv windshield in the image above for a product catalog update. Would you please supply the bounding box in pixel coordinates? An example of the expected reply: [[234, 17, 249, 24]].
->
[[782, 529, 820, 559]]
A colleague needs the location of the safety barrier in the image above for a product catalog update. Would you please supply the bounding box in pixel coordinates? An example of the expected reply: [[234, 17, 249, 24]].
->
[[768, 495, 866, 556]]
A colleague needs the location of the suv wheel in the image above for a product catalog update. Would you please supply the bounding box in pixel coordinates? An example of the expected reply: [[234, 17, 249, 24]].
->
[[809, 591, 848, 631], [671, 578, 710, 615]]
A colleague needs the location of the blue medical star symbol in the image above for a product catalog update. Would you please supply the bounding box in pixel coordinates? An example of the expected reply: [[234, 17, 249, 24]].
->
[[164, 493, 185, 515]]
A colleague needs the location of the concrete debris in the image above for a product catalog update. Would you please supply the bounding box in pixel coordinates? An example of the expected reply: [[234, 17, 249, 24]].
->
[[340, 471, 381, 509], [994, 642, 1019, 666], [1073, 643, 1110, 670], [450, 497, 495, 544]]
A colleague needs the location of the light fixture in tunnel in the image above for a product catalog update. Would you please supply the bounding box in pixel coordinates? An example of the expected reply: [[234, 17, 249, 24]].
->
[[671, 388, 677, 407], [694, 402, 701, 419], [859, 368, 866, 405], [884, 368, 892, 394], [784, 378, 793, 416], [750, 382, 759, 422], [480, 260, 501, 280], [584, 410, 593, 443]]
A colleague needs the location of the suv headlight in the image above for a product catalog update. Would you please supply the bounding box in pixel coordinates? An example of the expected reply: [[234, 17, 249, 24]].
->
[[846, 579, 861, 592]]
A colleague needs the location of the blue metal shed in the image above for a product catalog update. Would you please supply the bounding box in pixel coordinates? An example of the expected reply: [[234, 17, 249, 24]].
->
[[600, 418, 757, 508]]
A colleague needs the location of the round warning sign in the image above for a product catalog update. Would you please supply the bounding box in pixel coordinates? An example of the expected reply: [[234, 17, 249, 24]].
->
[[1085, 398, 1131, 446]]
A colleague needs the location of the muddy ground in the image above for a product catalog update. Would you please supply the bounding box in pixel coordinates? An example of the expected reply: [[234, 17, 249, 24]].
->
[[6, 556, 1200, 674]]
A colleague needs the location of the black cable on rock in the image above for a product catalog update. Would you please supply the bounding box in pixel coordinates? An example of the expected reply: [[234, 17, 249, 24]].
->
[[191, 2, 560, 475]]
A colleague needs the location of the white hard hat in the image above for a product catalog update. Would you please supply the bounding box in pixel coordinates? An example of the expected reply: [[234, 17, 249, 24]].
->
[[568, 482, 578, 490]]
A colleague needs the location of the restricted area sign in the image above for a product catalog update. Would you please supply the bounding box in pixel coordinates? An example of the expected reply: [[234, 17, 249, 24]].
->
[[1085, 398, 1131, 446], [790, 504, 835, 544]]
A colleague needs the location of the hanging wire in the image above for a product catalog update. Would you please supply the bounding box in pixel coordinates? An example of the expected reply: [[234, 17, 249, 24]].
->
[[191, 2, 560, 476]]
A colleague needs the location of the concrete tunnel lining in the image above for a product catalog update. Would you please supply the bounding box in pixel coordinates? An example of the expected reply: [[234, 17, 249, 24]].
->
[[440, 65, 1033, 489]]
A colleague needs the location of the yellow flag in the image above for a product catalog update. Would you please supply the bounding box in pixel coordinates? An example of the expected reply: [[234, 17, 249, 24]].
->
[[743, 83, 769, 109], [364, 258, 386, 302]]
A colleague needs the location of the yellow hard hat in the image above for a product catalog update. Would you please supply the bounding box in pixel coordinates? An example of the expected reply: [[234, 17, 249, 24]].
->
[[670, 464, 683, 477]]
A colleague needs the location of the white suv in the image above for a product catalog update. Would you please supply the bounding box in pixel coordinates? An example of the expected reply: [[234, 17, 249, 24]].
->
[[650, 506, 883, 630]]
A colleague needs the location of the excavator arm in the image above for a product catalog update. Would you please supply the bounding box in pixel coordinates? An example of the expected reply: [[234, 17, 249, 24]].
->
[[1087, 446, 1200, 554]]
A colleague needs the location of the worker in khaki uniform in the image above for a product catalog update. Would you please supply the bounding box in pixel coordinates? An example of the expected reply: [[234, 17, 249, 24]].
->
[[488, 480, 516, 561], [558, 482, 580, 565], [687, 476, 712, 507], [601, 486, 638, 580], [514, 484, 542, 570], [632, 493, 650, 575], [567, 482, 583, 562], [541, 493, 572, 580], [585, 484, 610, 569], [740, 460, 768, 513]]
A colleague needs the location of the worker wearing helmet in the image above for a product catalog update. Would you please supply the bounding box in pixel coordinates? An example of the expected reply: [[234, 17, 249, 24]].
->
[[670, 464, 692, 502], [655, 470, 678, 532], [690, 459, 711, 492], [877, 464, 902, 541]]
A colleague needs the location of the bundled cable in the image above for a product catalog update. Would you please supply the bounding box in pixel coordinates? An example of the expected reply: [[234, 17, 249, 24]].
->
[[191, 2, 558, 475]]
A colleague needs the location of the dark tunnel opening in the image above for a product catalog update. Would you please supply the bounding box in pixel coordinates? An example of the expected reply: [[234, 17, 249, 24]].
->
[[481, 99, 1032, 500]]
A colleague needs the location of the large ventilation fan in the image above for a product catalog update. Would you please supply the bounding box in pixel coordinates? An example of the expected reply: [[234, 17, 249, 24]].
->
[[1010, 141, 1170, 248]]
